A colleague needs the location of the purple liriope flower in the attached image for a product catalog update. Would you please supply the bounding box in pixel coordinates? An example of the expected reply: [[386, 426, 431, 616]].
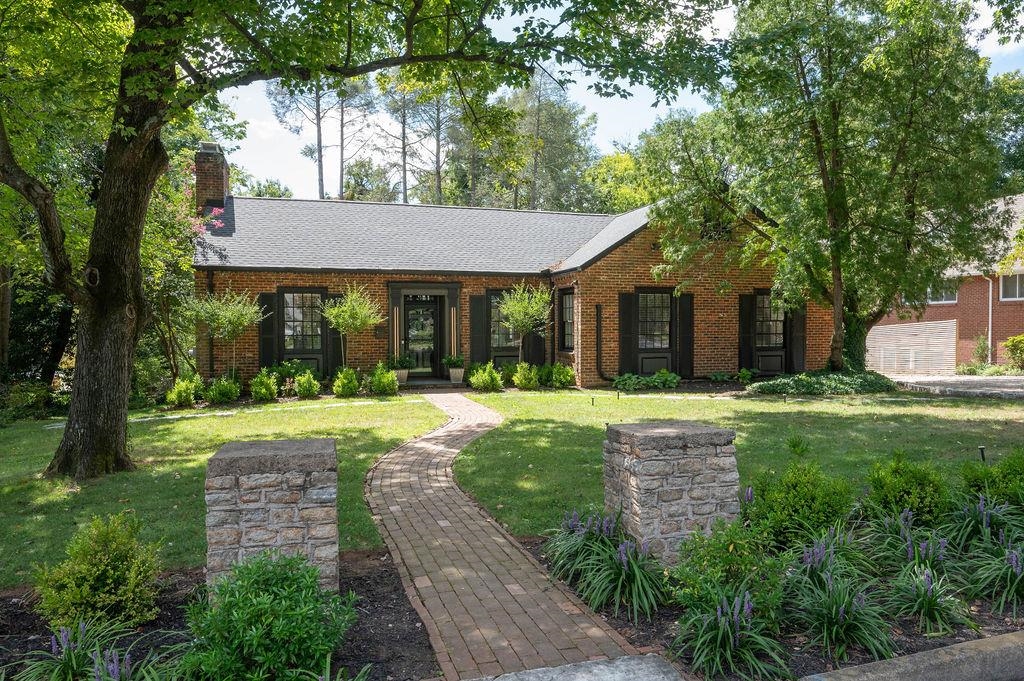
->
[[617, 540, 634, 567], [1008, 550, 1023, 577], [924, 569, 934, 598], [906, 537, 914, 562], [824, 571, 834, 591], [60, 627, 70, 653], [640, 539, 650, 556], [744, 486, 754, 503], [743, 591, 753, 619], [838, 605, 846, 623], [938, 538, 948, 561], [717, 603, 723, 620], [999, 528, 1007, 547], [50, 634, 58, 656]]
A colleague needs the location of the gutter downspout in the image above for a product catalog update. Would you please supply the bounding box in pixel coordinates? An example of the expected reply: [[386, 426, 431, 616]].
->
[[595, 303, 614, 382], [985, 275, 995, 364]]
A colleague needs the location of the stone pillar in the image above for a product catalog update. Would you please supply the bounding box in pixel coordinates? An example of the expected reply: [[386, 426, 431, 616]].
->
[[604, 421, 740, 563], [205, 438, 339, 590]]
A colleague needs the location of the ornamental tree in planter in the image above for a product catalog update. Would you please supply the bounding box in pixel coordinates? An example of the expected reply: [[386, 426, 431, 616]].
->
[[443, 355, 465, 383], [321, 285, 386, 368], [497, 283, 552, 362]]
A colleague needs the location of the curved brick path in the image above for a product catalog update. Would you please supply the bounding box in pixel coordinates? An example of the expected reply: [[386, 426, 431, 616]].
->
[[366, 391, 635, 680]]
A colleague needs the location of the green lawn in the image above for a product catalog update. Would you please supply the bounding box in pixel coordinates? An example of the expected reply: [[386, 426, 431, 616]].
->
[[454, 391, 1024, 537], [0, 397, 445, 588]]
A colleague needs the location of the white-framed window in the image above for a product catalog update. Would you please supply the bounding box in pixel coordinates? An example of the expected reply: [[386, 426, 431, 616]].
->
[[926, 280, 958, 305], [1002, 274, 1024, 301]]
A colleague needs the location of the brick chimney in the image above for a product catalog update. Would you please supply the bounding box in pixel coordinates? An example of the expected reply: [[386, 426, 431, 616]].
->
[[195, 141, 229, 211]]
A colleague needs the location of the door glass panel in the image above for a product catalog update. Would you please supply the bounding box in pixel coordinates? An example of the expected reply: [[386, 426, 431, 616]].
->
[[405, 295, 440, 374]]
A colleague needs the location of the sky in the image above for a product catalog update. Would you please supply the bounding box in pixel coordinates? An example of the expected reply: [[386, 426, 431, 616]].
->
[[221, 5, 1024, 200]]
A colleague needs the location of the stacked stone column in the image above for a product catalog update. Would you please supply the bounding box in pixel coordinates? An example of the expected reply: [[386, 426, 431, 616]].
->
[[604, 421, 740, 563], [205, 438, 339, 590]]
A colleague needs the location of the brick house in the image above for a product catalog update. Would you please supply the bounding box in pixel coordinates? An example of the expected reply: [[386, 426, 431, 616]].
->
[[193, 142, 832, 387], [868, 195, 1024, 374]]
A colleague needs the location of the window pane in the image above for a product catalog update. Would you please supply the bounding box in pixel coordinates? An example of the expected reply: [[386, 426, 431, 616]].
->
[[561, 291, 574, 350], [1004, 275, 1023, 300], [490, 294, 521, 349], [638, 293, 671, 350], [755, 293, 784, 349], [282, 292, 322, 352]]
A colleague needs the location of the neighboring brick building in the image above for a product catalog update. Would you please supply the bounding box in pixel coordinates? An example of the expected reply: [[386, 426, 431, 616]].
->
[[193, 142, 832, 387], [869, 195, 1024, 374]]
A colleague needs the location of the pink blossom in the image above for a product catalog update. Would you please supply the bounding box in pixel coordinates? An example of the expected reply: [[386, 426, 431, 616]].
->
[[210, 207, 225, 217]]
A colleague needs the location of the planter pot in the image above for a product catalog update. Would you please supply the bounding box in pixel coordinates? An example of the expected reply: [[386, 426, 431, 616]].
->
[[395, 369, 409, 383], [449, 368, 465, 384]]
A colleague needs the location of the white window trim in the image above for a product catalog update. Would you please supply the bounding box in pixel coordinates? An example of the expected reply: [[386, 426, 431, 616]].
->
[[926, 292, 958, 305], [1001, 274, 1024, 302]]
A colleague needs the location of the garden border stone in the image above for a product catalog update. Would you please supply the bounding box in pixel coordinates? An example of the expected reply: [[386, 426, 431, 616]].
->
[[205, 438, 339, 590], [798, 630, 1024, 681], [603, 421, 740, 562]]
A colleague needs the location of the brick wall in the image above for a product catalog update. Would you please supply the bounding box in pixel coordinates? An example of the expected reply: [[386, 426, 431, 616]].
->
[[876, 275, 1024, 365], [553, 227, 832, 386], [195, 225, 833, 388], [195, 143, 229, 209]]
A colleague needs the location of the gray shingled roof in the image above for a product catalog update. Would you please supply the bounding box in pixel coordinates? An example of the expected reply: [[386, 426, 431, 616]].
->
[[194, 197, 651, 274]]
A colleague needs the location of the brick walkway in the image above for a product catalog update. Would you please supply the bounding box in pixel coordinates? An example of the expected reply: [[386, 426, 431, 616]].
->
[[366, 391, 635, 680]]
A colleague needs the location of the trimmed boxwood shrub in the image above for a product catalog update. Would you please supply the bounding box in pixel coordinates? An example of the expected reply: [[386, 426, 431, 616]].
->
[[294, 370, 321, 399], [744, 461, 853, 546], [166, 374, 203, 408], [867, 454, 949, 524], [549, 362, 576, 388], [469, 362, 503, 392], [512, 362, 540, 390], [34, 512, 160, 627], [249, 368, 279, 402], [365, 362, 399, 396], [203, 376, 242, 404], [747, 370, 896, 395], [332, 367, 360, 397]]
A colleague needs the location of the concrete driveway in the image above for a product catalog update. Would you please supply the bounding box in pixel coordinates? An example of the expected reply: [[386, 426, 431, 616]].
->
[[894, 375, 1024, 399]]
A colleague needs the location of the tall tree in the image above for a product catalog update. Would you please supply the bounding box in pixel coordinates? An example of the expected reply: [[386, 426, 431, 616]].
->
[[334, 78, 377, 198], [585, 150, 651, 213], [342, 158, 400, 202], [0, 0, 712, 479], [643, 0, 1011, 370], [266, 79, 338, 199]]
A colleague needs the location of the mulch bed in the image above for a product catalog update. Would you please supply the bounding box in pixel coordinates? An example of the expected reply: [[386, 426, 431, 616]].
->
[[516, 535, 1024, 679], [0, 550, 437, 681]]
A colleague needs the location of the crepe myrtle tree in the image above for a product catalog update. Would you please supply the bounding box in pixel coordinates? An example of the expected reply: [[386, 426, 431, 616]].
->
[[321, 284, 386, 369], [498, 282, 552, 362], [0, 0, 721, 479]]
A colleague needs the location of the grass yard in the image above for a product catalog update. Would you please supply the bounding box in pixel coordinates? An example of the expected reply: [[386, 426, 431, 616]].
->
[[454, 390, 1024, 537], [0, 397, 445, 588]]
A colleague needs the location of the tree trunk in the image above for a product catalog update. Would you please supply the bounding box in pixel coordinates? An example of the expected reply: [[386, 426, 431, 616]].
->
[[315, 81, 325, 200], [530, 88, 541, 210], [0, 265, 10, 375], [339, 96, 346, 198], [400, 103, 409, 204], [45, 132, 167, 479], [39, 301, 74, 388], [828, 251, 845, 371], [434, 100, 443, 204]]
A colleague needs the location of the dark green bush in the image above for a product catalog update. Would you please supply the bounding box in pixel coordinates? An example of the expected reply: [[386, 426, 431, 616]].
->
[[249, 368, 279, 402], [648, 368, 680, 389], [203, 376, 242, 405], [612, 373, 646, 391], [612, 371, 681, 391], [34, 512, 160, 628], [364, 362, 398, 396], [786, 572, 893, 662], [867, 454, 949, 524], [669, 519, 784, 623], [332, 367, 359, 397], [181, 553, 357, 680], [1005, 334, 1024, 370], [294, 370, 322, 399], [512, 362, 540, 390], [747, 370, 896, 395], [537, 363, 554, 386], [744, 462, 853, 547], [468, 362, 503, 392], [498, 362, 517, 386], [1, 380, 51, 421], [166, 375, 203, 408], [268, 360, 309, 396]]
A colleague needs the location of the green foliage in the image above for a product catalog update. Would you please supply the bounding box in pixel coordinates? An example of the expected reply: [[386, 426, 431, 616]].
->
[[321, 286, 386, 367], [867, 454, 950, 524], [442, 354, 464, 369], [364, 362, 398, 396], [939, 493, 1024, 553], [249, 369, 279, 402], [963, 540, 1024, 616], [888, 566, 972, 635], [956, 362, 981, 375], [744, 462, 853, 547], [973, 335, 992, 365], [735, 368, 757, 385], [549, 362, 576, 388], [294, 370, 322, 399], [202, 376, 241, 405], [708, 370, 733, 382], [512, 362, 540, 390], [545, 511, 667, 623], [786, 572, 893, 662], [675, 589, 788, 681], [165, 374, 203, 408], [469, 362, 503, 392], [1005, 334, 1024, 369], [669, 519, 784, 624], [189, 291, 264, 374], [387, 354, 416, 370], [267, 360, 309, 396], [612, 371, 682, 391], [34, 512, 160, 628], [332, 367, 360, 398], [747, 370, 897, 395], [1, 380, 51, 421], [497, 284, 551, 358], [498, 362, 517, 386], [180, 553, 358, 680], [584, 151, 652, 214]]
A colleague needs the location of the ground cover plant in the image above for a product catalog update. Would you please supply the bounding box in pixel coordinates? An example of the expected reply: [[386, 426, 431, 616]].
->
[[747, 370, 897, 395], [0, 397, 445, 588]]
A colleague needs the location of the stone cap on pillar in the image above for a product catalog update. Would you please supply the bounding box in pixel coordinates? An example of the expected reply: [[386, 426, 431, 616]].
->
[[207, 439, 337, 477], [606, 421, 735, 450]]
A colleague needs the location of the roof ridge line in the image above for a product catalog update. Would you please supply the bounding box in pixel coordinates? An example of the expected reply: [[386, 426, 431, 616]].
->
[[228, 195, 614, 218]]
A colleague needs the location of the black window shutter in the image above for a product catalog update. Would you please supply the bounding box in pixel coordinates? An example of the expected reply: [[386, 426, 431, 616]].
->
[[258, 292, 277, 368], [677, 294, 694, 378], [618, 292, 637, 375], [326, 294, 343, 376], [786, 306, 807, 373], [738, 294, 756, 370], [469, 295, 488, 364]]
